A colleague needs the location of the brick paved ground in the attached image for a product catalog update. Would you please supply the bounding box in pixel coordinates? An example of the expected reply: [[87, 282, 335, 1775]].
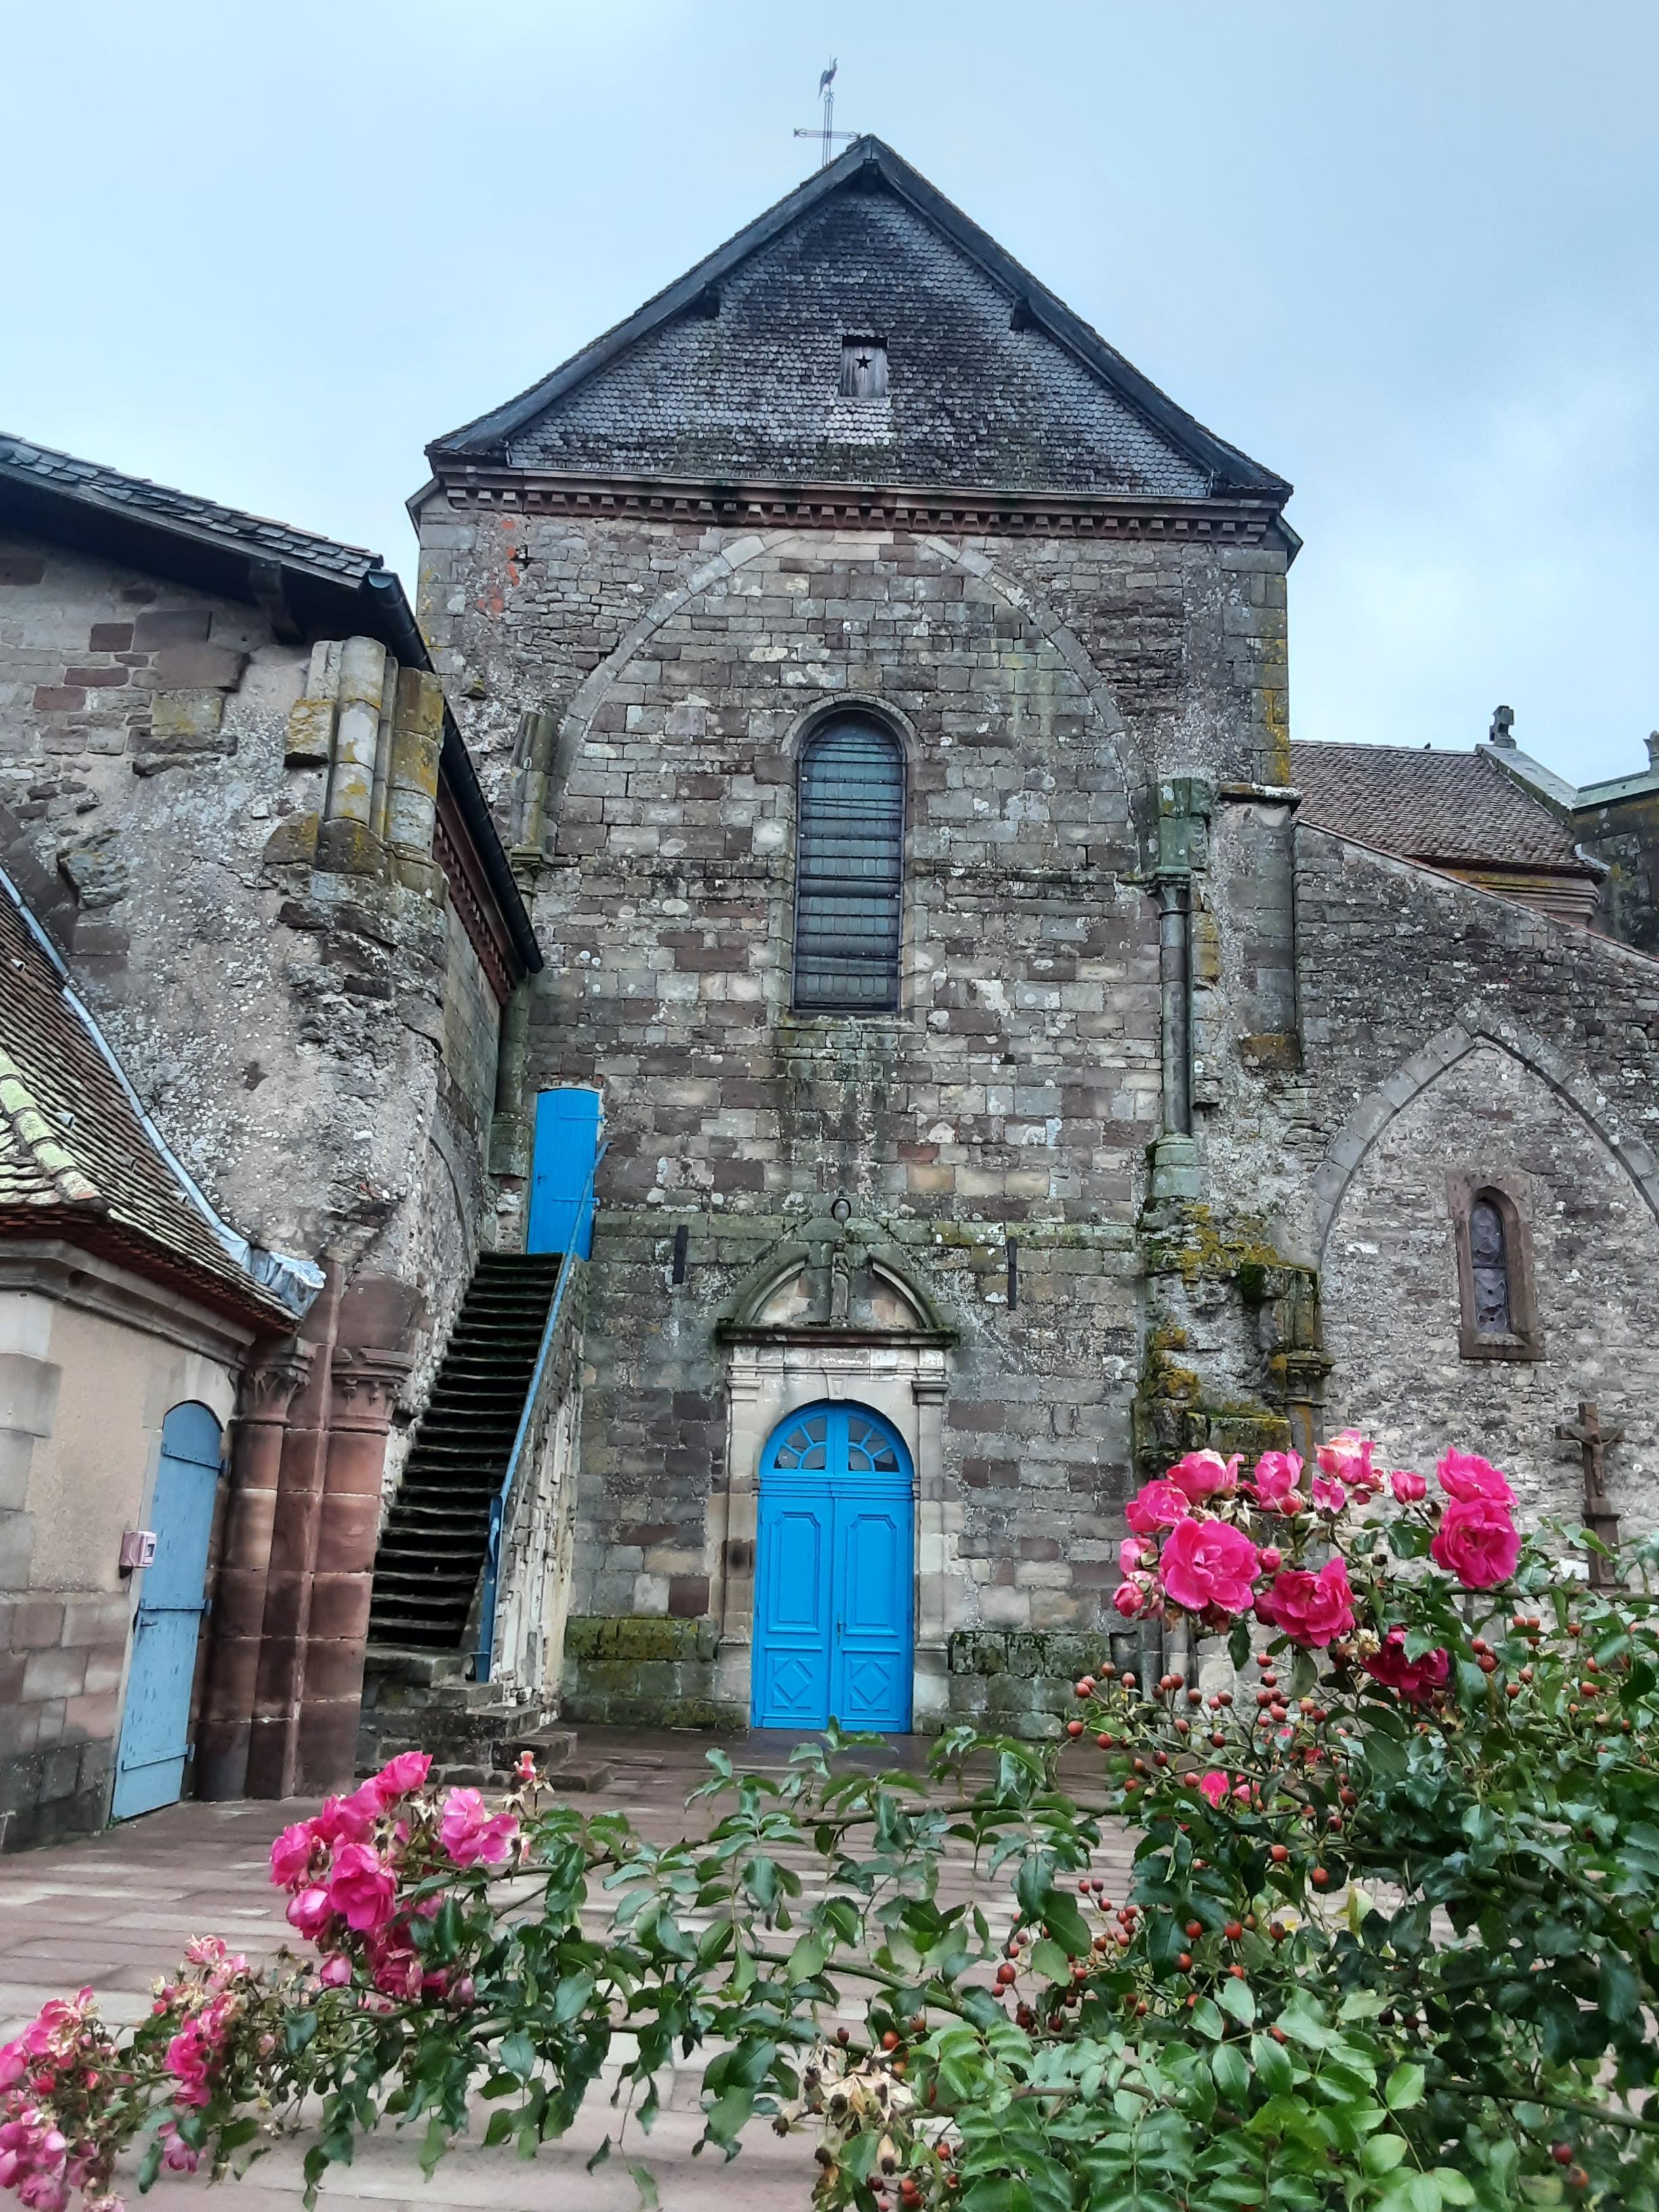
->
[[0, 1731, 1136, 2212]]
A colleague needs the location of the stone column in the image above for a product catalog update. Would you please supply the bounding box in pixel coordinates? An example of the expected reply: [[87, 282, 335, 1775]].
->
[[317, 636, 388, 875], [195, 1344, 312, 1801], [296, 1347, 411, 1794], [386, 667, 445, 893]]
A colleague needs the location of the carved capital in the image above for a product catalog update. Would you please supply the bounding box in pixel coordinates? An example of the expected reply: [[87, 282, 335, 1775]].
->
[[237, 1342, 314, 1425], [327, 1346, 415, 1433]]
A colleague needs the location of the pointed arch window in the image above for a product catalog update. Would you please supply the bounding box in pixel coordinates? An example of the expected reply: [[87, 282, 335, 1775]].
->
[[792, 714, 904, 1013], [1449, 1172, 1542, 1360]]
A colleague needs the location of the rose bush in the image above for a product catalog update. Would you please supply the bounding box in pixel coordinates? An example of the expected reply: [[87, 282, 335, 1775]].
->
[[1, 1437, 1656, 2211]]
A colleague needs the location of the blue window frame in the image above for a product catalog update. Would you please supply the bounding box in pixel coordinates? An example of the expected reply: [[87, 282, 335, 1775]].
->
[[792, 715, 904, 1013]]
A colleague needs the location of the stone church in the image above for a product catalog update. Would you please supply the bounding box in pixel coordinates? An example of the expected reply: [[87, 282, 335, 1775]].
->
[[1, 135, 1656, 1839], [412, 137, 1659, 1736]]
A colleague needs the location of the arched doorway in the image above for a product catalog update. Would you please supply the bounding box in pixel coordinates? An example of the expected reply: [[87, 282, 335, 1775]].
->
[[112, 1401, 222, 1820], [752, 1401, 914, 1732]]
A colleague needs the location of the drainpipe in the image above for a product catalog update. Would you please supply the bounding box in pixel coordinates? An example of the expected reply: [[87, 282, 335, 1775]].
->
[[1149, 777, 1208, 1203]]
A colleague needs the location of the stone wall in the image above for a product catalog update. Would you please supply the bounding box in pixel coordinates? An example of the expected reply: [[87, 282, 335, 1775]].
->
[[417, 500, 1290, 1723], [1286, 827, 1659, 1534]]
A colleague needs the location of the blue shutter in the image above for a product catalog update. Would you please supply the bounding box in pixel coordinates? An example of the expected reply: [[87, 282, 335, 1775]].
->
[[793, 718, 903, 1012], [527, 1088, 602, 1257]]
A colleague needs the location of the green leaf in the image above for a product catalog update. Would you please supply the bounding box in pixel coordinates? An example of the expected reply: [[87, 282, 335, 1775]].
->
[[1250, 2032, 1293, 2093], [1189, 1996, 1226, 2041], [1385, 2062, 1425, 2111], [1040, 1889, 1092, 1959], [628, 2158, 661, 2209], [1229, 1622, 1252, 1668], [1218, 1976, 1256, 2028], [1030, 1938, 1071, 1983], [1211, 2043, 1250, 2101], [501, 2030, 536, 2081], [1432, 2172, 1475, 2206], [1360, 2133, 1410, 2175], [785, 1932, 827, 1981]]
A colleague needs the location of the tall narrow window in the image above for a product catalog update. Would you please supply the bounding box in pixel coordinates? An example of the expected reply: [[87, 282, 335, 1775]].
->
[[1468, 1197, 1512, 1335], [792, 715, 903, 1013], [1449, 1172, 1542, 1360]]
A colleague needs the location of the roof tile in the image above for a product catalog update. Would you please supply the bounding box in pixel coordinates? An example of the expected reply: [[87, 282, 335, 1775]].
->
[[1290, 742, 1593, 873]]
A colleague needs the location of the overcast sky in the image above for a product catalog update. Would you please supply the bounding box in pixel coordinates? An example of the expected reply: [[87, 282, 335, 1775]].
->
[[4, 2, 1654, 785]]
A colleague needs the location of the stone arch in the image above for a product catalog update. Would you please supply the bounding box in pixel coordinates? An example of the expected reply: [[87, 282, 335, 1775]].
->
[[1312, 1015, 1659, 1263], [535, 529, 1132, 838]]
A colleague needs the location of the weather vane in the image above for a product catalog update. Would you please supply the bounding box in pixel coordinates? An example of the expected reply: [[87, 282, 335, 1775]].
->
[[794, 59, 856, 169]]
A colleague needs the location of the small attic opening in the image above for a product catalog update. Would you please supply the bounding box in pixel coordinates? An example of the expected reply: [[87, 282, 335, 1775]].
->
[[840, 335, 888, 399]]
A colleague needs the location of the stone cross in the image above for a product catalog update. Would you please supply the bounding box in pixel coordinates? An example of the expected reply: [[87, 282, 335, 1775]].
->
[[1555, 1399, 1624, 1586]]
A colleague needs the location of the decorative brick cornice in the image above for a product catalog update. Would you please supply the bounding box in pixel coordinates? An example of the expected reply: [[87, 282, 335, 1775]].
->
[[433, 466, 1288, 546]]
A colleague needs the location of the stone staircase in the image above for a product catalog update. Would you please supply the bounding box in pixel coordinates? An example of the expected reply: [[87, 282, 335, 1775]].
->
[[367, 1252, 563, 1652], [357, 1646, 613, 1792]]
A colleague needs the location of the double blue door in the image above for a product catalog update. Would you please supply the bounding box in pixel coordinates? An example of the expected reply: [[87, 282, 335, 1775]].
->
[[527, 1088, 602, 1258], [752, 1404, 914, 1732], [112, 1402, 222, 1821]]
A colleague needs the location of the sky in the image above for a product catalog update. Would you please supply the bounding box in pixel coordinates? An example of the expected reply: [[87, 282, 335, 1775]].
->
[[3, 1, 1655, 786]]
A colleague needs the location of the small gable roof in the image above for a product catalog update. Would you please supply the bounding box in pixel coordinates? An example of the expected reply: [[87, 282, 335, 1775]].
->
[[0, 880, 295, 1330], [1290, 741, 1597, 875], [432, 137, 1288, 506]]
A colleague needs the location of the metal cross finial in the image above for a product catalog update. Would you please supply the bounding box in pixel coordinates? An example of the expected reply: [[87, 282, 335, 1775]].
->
[[1556, 1398, 1624, 1586], [794, 58, 856, 169]]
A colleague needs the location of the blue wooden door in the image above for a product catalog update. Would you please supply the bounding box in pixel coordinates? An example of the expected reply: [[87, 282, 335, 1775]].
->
[[527, 1088, 602, 1258], [112, 1402, 222, 1820], [752, 1404, 913, 1731]]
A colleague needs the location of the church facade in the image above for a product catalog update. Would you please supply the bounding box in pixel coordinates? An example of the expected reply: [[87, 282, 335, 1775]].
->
[[411, 137, 1659, 1736]]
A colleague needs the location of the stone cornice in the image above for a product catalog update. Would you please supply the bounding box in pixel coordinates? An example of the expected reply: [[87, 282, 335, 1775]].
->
[[432, 466, 1289, 546], [0, 1237, 263, 1366]]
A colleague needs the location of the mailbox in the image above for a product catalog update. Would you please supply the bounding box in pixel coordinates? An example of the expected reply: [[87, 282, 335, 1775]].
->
[[119, 1529, 157, 1572]]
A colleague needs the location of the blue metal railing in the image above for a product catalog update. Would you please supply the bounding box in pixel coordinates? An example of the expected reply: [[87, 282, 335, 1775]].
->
[[472, 1143, 605, 1683]]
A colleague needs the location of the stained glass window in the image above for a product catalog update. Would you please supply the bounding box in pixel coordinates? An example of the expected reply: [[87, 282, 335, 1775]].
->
[[793, 716, 903, 1013]]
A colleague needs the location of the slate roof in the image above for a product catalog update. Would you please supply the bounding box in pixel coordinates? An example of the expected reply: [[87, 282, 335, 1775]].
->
[[434, 137, 1288, 505], [0, 882, 291, 1329], [0, 434, 380, 583], [1290, 742, 1596, 873]]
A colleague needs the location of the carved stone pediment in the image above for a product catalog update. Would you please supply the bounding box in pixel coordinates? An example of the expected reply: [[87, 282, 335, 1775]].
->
[[716, 1214, 956, 1349]]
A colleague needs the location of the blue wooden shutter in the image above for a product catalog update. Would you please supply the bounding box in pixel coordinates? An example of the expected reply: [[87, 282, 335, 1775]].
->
[[793, 717, 903, 1012], [527, 1088, 602, 1257]]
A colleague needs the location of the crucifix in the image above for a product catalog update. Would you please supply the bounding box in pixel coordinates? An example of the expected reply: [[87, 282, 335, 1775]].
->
[[1555, 1399, 1624, 1586], [794, 59, 856, 169]]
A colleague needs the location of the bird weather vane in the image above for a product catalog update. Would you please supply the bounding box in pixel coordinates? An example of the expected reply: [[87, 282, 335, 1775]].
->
[[794, 59, 856, 169]]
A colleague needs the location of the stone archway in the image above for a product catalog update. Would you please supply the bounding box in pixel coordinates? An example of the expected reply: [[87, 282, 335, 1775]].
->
[[708, 1216, 958, 1729]]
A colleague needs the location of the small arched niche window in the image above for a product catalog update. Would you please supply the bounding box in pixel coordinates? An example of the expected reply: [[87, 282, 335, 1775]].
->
[[1449, 1172, 1542, 1361], [792, 714, 904, 1014]]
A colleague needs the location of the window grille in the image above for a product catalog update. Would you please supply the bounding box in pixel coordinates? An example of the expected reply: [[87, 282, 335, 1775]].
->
[[793, 716, 903, 1013]]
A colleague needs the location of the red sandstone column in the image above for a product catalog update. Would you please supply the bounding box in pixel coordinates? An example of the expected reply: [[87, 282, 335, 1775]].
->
[[295, 1348, 411, 1795], [246, 1271, 338, 1800], [195, 1345, 313, 1801]]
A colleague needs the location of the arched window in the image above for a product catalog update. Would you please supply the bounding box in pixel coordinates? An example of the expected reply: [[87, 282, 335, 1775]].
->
[[792, 714, 903, 1013], [1450, 1174, 1542, 1359]]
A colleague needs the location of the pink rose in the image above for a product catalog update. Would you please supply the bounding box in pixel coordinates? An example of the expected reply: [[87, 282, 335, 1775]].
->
[[1195, 1770, 1229, 1809], [438, 1788, 520, 1869], [1158, 1517, 1261, 1617], [1248, 1451, 1301, 1508], [1125, 1479, 1190, 1536], [1311, 1476, 1347, 1514], [1317, 1431, 1376, 1488], [1167, 1450, 1241, 1501], [365, 1752, 431, 1809], [1436, 1449, 1515, 1507], [308, 1795, 373, 1849], [269, 1822, 319, 1889], [1258, 1557, 1355, 1648], [286, 1886, 334, 1944], [326, 1843, 397, 1934], [1119, 1536, 1151, 1576], [1364, 1629, 1450, 1706], [316, 1954, 352, 1988], [1431, 1496, 1521, 1589], [1389, 1469, 1427, 1503], [1111, 1580, 1146, 1619]]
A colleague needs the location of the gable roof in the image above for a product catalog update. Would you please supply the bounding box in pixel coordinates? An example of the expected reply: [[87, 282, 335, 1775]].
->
[[1290, 741, 1598, 874], [431, 137, 1289, 507], [0, 878, 298, 1330]]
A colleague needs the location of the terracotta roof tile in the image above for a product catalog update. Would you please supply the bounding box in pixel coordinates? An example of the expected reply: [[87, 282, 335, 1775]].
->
[[1289, 742, 1594, 873]]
